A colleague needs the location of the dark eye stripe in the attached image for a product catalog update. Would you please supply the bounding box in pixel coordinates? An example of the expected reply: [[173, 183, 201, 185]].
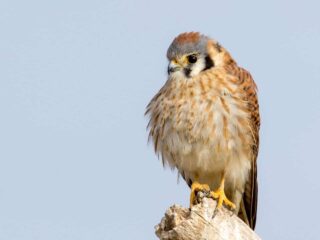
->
[[202, 55, 214, 71], [184, 68, 191, 77]]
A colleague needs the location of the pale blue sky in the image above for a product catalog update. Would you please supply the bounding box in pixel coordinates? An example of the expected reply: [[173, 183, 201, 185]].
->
[[0, 0, 320, 239]]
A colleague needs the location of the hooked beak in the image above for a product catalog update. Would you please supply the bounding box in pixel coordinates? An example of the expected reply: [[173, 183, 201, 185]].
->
[[167, 61, 182, 74]]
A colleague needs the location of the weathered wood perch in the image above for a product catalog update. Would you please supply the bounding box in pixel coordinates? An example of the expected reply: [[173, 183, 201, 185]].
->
[[155, 194, 261, 240]]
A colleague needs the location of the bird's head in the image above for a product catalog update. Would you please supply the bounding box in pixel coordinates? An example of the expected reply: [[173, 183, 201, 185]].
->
[[166, 32, 234, 78]]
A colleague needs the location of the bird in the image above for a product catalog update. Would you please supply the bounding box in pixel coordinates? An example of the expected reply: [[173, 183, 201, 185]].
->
[[145, 32, 260, 229]]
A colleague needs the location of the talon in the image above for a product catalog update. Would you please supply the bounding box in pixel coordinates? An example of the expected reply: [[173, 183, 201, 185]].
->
[[211, 188, 236, 209], [210, 177, 236, 209], [190, 181, 210, 207]]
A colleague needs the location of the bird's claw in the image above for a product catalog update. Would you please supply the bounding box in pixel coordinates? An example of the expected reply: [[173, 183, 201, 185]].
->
[[190, 182, 210, 207], [210, 188, 236, 210]]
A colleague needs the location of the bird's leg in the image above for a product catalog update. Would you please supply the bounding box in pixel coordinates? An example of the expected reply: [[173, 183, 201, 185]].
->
[[190, 181, 210, 207], [210, 174, 236, 209]]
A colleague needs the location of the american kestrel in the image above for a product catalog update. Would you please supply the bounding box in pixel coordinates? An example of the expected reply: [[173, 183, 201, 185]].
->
[[146, 32, 260, 229]]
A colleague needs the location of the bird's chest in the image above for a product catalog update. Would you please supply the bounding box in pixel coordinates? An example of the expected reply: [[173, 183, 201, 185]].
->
[[158, 80, 251, 172], [161, 83, 247, 144]]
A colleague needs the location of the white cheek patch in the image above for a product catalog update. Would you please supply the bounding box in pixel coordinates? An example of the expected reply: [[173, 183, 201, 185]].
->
[[189, 58, 206, 77]]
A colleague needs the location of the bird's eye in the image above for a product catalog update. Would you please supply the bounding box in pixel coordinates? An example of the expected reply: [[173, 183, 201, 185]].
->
[[187, 54, 197, 63]]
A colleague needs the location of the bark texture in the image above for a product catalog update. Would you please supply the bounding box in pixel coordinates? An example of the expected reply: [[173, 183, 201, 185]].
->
[[155, 196, 261, 240]]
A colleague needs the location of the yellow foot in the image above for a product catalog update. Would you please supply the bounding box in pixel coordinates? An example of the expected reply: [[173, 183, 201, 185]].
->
[[210, 188, 236, 209], [190, 182, 210, 207]]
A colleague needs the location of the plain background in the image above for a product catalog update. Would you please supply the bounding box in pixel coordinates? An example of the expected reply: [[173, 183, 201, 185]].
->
[[1, 0, 320, 239]]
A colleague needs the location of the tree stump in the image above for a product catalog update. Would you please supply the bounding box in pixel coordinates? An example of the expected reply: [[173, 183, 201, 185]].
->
[[155, 196, 261, 240]]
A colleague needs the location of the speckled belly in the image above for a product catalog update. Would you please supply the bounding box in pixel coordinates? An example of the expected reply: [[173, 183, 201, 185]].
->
[[160, 94, 252, 190]]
